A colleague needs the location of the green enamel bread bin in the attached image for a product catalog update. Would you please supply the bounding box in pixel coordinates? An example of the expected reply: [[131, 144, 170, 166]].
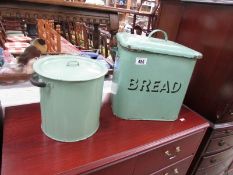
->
[[112, 29, 202, 121], [31, 55, 108, 142]]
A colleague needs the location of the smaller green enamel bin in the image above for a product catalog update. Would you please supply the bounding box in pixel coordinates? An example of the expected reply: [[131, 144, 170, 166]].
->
[[32, 55, 108, 142], [112, 30, 202, 121]]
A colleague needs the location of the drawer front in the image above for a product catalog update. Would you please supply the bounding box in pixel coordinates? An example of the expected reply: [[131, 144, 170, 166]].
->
[[134, 131, 204, 175], [228, 162, 233, 175], [150, 155, 193, 175], [229, 161, 233, 171], [84, 157, 136, 175], [206, 135, 233, 154], [196, 158, 232, 175], [212, 128, 233, 138], [218, 103, 233, 123], [199, 147, 233, 169], [228, 170, 233, 175]]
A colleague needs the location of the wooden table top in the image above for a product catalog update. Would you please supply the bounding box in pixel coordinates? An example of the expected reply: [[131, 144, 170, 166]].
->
[[1, 94, 209, 175]]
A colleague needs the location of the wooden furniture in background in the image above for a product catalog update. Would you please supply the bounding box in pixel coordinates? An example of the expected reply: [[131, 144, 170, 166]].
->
[[74, 22, 89, 50], [156, 0, 233, 174], [0, 101, 2, 172], [0, 31, 6, 49], [0, 0, 124, 50], [0, 0, 161, 58], [37, 19, 61, 53], [0, 19, 31, 55], [0, 29, 30, 56], [0, 73, 31, 83], [1, 94, 209, 175], [192, 123, 233, 175], [99, 29, 110, 58], [131, 0, 160, 34], [1, 17, 27, 36]]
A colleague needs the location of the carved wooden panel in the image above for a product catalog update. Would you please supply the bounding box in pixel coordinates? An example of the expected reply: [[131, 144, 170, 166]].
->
[[0, 4, 110, 25]]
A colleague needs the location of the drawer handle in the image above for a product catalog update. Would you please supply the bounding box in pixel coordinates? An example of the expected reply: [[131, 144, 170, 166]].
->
[[165, 150, 172, 156], [174, 168, 179, 174], [165, 147, 181, 160], [210, 158, 217, 164], [163, 168, 179, 175], [165, 150, 176, 159], [218, 140, 225, 146], [176, 146, 181, 153]]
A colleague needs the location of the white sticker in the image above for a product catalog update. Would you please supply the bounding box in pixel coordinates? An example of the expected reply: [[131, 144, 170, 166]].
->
[[135, 57, 147, 65]]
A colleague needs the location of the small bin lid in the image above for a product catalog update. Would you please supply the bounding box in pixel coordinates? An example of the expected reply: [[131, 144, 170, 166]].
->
[[33, 55, 108, 81], [116, 29, 202, 59]]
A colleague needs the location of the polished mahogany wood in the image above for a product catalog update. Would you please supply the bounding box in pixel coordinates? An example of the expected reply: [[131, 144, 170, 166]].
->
[[152, 155, 194, 175], [1, 94, 208, 175], [134, 131, 204, 175], [86, 158, 137, 175]]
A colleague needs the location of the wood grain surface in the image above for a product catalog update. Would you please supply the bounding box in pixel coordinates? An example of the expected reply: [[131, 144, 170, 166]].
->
[[1, 94, 209, 175]]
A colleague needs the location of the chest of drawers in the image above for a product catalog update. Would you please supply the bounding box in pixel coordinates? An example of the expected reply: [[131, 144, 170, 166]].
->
[[189, 123, 233, 175], [228, 162, 233, 175], [1, 95, 209, 175]]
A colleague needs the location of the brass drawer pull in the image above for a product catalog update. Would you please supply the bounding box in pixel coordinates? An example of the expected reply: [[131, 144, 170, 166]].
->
[[176, 146, 181, 153], [163, 168, 179, 175], [174, 168, 179, 174], [165, 150, 176, 159], [165, 147, 181, 159], [165, 150, 172, 156]]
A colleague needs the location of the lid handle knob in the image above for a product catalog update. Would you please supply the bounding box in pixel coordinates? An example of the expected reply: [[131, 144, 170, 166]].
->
[[148, 29, 168, 41], [66, 60, 79, 67]]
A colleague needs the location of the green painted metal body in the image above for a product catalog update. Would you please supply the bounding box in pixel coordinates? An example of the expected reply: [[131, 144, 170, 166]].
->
[[33, 55, 107, 142], [40, 77, 104, 142], [112, 30, 202, 121]]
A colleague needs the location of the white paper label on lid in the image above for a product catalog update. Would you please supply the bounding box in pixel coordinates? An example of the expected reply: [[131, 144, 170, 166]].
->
[[135, 57, 147, 65]]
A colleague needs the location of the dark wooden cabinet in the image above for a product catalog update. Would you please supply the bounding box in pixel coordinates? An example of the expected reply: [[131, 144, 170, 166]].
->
[[156, 0, 233, 174], [195, 158, 232, 175], [1, 95, 208, 175], [229, 162, 233, 175], [156, 0, 233, 124], [206, 133, 233, 154], [199, 147, 233, 169], [0, 101, 2, 172], [190, 123, 233, 175]]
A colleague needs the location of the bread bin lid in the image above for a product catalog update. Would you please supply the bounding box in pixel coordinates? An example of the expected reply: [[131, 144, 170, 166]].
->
[[116, 29, 202, 59]]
